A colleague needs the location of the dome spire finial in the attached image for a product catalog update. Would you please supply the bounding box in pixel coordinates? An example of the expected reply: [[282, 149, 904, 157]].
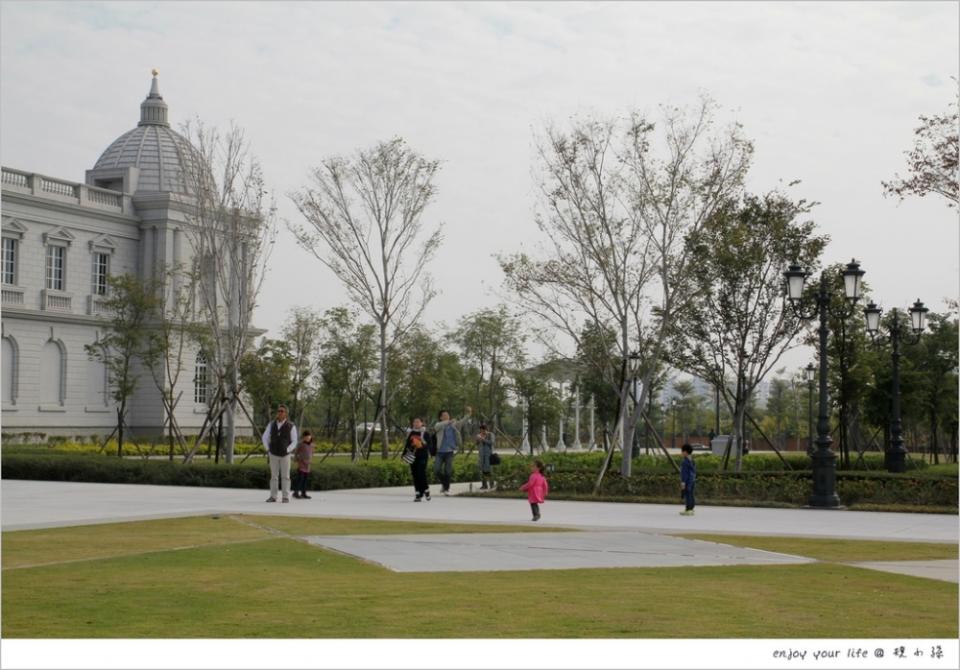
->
[[139, 69, 169, 127]]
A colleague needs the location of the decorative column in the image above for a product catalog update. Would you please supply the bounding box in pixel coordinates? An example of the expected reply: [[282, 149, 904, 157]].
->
[[588, 394, 596, 451], [520, 397, 532, 455], [556, 414, 566, 452], [540, 424, 549, 452], [572, 386, 583, 450]]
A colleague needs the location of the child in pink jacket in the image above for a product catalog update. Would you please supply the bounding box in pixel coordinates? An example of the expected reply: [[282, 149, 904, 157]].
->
[[520, 459, 549, 521]]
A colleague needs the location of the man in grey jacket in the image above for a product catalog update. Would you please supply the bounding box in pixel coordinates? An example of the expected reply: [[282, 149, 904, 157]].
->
[[433, 405, 472, 495]]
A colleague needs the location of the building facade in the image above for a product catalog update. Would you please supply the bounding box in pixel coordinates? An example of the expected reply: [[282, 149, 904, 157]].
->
[[1, 74, 243, 440]]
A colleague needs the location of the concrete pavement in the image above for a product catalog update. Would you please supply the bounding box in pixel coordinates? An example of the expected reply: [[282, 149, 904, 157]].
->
[[304, 531, 817, 572], [3, 479, 957, 543], [3, 480, 957, 582]]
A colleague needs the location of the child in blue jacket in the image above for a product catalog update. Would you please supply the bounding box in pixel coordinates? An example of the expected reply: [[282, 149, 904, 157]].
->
[[680, 443, 696, 516]]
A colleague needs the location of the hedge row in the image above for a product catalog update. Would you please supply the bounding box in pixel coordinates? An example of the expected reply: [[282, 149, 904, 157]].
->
[[491, 469, 959, 508], [0, 453, 482, 490], [2, 452, 955, 509], [4, 442, 943, 472]]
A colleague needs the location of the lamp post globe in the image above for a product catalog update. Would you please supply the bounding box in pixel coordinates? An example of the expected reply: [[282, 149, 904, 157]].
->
[[784, 264, 809, 302], [804, 363, 815, 456], [841, 259, 865, 302], [909, 299, 928, 333], [864, 301, 882, 335]]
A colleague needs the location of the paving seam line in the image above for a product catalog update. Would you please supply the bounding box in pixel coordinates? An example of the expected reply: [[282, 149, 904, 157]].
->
[[2, 535, 275, 571]]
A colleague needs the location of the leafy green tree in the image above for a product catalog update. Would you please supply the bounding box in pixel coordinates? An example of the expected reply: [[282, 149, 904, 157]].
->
[[762, 376, 794, 450], [510, 369, 563, 451], [671, 379, 704, 443], [85, 274, 161, 457], [238, 339, 294, 430], [392, 330, 471, 430], [282, 307, 322, 425], [914, 309, 959, 463], [671, 188, 827, 471], [883, 94, 959, 208], [449, 305, 526, 429], [575, 322, 620, 428], [807, 264, 877, 468], [313, 307, 378, 458]]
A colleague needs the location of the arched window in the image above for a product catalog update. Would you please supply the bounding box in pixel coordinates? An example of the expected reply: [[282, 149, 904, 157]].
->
[[86, 357, 108, 406], [40, 339, 65, 405], [2, 336, 18, 405], [194, 351, 208, 405]]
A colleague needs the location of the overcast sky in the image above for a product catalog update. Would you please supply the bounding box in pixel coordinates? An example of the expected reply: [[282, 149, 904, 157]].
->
[[2, 1, 957, 376]]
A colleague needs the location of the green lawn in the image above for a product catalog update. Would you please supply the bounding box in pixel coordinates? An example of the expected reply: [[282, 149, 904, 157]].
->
[[2, 516, 957, 638], [677, 534, 959, 562], [1, 515, 568, 570]]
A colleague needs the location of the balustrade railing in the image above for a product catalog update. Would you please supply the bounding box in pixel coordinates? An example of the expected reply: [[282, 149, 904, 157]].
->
[[1, 287, 25, 306], [41, 289, 72, 312], [2, 167, 126, 213], [1, 168, 28, 188]]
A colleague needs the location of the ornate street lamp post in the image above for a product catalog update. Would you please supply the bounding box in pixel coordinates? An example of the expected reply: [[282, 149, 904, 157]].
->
[[805, 363, 816, 456], [783, 259, 865, 507], [864, 299, 928, 473]]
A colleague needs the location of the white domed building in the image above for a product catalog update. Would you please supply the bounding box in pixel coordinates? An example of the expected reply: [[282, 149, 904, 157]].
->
[[1, 74, 251, 441]]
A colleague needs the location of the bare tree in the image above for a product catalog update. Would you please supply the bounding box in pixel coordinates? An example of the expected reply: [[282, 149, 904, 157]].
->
[[500, 98, 752, 478], [883, 91, 959, 208], [290, 138, 442, 459], [143, 263, 202, 460], [179, 119, 277, 463]]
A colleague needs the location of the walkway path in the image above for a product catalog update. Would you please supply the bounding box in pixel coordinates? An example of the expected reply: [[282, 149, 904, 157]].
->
[[3, 479, 957, 543]]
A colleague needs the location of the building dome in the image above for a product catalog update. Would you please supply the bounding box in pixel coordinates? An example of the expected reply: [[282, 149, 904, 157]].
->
[[92, 72, 201, 194]]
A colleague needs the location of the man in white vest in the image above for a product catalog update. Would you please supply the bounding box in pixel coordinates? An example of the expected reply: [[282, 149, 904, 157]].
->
[[261, 404, 298, 503]]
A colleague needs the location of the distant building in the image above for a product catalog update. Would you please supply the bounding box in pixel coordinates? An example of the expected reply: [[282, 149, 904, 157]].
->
[[1, 74, 251, 439]]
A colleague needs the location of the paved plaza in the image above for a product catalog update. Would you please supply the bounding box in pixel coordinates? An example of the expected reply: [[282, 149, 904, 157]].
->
[[304, 530, 817, 572], [2, 479, 957, 582], [2, 479, 957, 542]]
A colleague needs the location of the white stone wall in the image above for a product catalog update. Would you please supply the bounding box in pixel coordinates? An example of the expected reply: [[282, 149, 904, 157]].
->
[[1, 175, 252, 440], [2, 316, 116, 437]]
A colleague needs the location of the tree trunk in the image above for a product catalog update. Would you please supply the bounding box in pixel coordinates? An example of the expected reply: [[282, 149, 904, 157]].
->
[[167, 396, 175, 462], [224, 386, 236, 464], [733, 401, 747, 473], [489, 356, 498, 431], [116, 404, 125, 458], [931, 409, 939, 465], [350, 399, 359, 461], [378, 322, 389, 459]]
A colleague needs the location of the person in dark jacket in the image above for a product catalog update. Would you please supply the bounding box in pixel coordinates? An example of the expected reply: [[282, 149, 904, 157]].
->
[[680, 443, 696, 515], [404, 417, 432, 502], [261, 405, 298, 503], [475, 423, 496, 490]]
